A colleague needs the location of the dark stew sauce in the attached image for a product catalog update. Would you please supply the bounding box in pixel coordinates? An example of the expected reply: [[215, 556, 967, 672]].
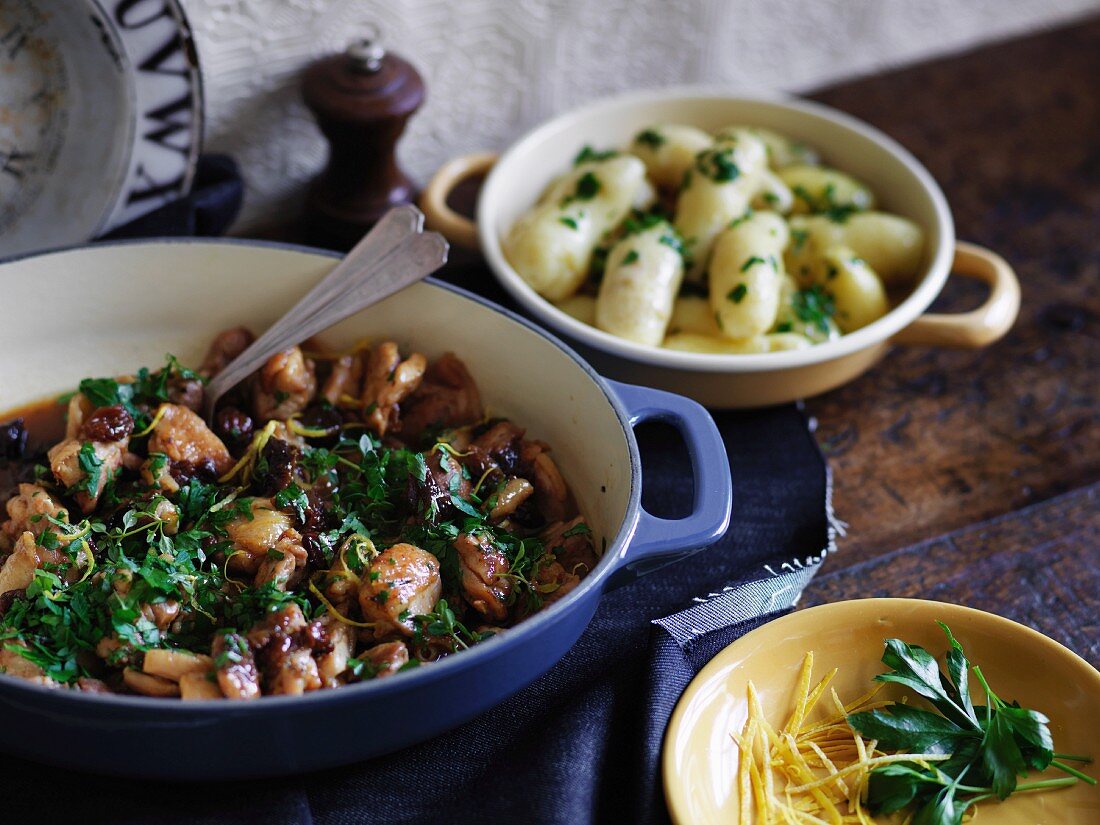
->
[[0, 400, 65, 504]]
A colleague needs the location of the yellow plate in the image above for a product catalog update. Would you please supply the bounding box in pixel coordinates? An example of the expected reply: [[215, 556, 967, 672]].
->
[[663, 598, 1100, 824]]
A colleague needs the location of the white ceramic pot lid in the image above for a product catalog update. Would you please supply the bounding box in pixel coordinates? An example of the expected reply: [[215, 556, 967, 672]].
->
[[0, 0, 203, 258]]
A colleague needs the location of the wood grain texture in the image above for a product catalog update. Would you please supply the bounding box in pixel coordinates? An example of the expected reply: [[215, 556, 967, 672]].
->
[[805, 19, 1100, 567], [802, 484, 1099, 665]]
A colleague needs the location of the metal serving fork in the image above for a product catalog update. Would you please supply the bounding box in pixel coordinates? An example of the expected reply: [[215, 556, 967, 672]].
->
[[202, 204, 449, 424]]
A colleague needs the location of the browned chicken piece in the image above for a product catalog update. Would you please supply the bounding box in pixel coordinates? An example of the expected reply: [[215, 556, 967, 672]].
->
[[438, 425, 475, 452], [361, 342, 427, 436], [225, 499, 307, 589], [321, 548, 360, 614], [48, 436, 128, 514], [141, 454, 179, 493], [151, 499, 180, 535], [2, 483, 69, 540], [541, 516, 599, 576], [533, 559, 582, 606], [200, 326, 255, 378], [246, 604, 324, 696], [412, 449, 473, 518], [76, 677, 112, 694], [488, 477, 534, 522], [454, 532, 512, 622], [521, 440, 571, 523], [64, 393, 94, 439], [0, 531, 65, 595], [359, 641, 409, 679], [254, 532, 309, 590], [266, 645, 322, 696], [471, 421, 525, 470], [96, 635, 132, 667], [0, 641, 60, 688], [212, 630, 261, 701], [141, 599, 181, 632], [317, 620, 355, 688], [253, 346, 317, 422], [166, 376, 204, 411], [246, 602, 308, 648], [358, 543, 442, 638], [400, 352, 484, 437], [148, 403, 233, 478], [320, 353, 363, 405]]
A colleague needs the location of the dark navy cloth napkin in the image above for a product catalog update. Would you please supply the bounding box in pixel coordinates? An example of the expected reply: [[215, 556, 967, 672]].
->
[[13, 408, 833, 825]]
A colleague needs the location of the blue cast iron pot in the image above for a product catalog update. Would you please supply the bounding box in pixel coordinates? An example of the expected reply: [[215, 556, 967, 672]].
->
[[0, 239, 732, 779]]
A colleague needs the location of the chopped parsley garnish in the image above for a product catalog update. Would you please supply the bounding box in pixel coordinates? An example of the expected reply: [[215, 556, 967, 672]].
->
[[729, 209, 754, 229], [792, 285, 837, 334], [75, 443, 103, 496], [634, 128, 665, 149], [792, 182, 862, 223], [572, 145, 617, 165], [695, 147, 741, 183], [740, 256, 767, 273], [621, 249, 640, 265], [728, 284, 748, 303], [658, 230, 686, 259], [790, 228, 809, 252], [559, 216, 579, 230], [562, 172, 601, 207]]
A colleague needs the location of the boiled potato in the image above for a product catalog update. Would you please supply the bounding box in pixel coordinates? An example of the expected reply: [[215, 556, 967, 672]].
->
[[773, 275, 841, 343], [715, 125, 820, 168], [765, 332, 814, 351], [629, 124, 712, 190], [780, 165, 875, 214], [788, 212, 924, 286], [819, 245, 889, 332], [668, 295, 721, 336], [595, 219, 685, 346], [708, 210, 789, 339], [663, 332, 770, 354], [751, 169, 794, 213], [504, 155, 647, 300], [674, 131, 768, 280]]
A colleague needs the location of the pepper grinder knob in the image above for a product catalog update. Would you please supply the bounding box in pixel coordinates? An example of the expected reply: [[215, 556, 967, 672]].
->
[[302, 27, 425, 249]]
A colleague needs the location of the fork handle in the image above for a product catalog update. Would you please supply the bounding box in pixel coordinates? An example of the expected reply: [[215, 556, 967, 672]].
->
[[203, 209, 448, 421]]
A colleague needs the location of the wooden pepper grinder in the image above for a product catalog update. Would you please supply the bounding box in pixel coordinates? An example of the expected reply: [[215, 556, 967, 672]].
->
[[303, 26, 425, 249]]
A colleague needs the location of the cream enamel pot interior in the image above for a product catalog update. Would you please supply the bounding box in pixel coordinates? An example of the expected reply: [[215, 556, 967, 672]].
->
[[0, 239, 731, 779], [422, 89, 1021, 408]]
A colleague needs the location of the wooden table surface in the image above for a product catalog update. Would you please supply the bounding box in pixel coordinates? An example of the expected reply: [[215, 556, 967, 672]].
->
[[798, 18, 1099, 667], [281, 19, 1099, 665]]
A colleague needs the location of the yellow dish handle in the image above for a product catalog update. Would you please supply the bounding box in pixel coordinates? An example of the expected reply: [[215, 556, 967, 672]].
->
[[419, 152, 499, 250], [891, 242, 1020, 348]]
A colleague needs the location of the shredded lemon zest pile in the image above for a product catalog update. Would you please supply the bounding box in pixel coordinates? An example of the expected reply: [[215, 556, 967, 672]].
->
[[286, 414, 335, 439], [218, 420, 278, 483], [734, 652, 949, 824], [131, 403, 169, 437], [307, 579, 374, 628]]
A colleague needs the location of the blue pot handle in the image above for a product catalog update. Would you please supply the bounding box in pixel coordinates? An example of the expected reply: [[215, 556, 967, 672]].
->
[[605, 380, 732, 589]]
